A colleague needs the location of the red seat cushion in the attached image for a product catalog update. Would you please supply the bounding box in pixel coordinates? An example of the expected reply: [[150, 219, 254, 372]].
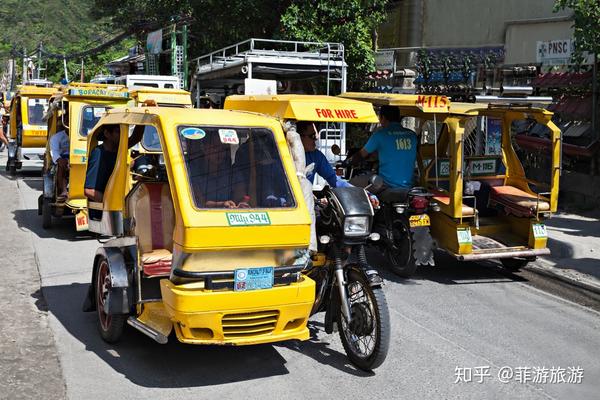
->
[[489, 186, 550, 217]]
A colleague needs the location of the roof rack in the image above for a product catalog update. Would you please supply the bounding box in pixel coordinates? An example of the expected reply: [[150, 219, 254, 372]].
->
[[190, 38, 346, 95]]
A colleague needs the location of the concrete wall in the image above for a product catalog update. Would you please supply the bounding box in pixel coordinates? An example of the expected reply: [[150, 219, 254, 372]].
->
[[504, 19, 573, 64], [379, 0, 572, 48]]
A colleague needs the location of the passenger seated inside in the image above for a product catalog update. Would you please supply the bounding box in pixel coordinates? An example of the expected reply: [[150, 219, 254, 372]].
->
[[85, 124, 144, 203], [179, 126, 294, 209], [49, 121, 70, 200]]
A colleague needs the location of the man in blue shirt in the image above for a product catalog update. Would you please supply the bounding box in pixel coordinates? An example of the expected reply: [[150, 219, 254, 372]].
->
[[349, 105, 418, 190], [84, 125, 120, 202], [297, 121, 338, 187]]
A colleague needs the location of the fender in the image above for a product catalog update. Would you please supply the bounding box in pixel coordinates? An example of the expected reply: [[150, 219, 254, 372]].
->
[[346, 264, 384, 288], [82, 247, 132, 315], [411, 225, 435, 266], [43, 172, 55, 199]]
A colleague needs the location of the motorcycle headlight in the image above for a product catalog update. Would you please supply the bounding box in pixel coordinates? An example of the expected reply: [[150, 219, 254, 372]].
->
[[343, 216, 369, 237]]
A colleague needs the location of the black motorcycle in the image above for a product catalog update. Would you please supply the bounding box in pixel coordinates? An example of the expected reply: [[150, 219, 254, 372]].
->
[[307, 185, 390, 371], [374, 184, 437, 277]]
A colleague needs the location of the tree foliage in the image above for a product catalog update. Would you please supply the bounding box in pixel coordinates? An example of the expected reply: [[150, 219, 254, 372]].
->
[[280, 0, 389, 89], [554, 0, 600, 63]]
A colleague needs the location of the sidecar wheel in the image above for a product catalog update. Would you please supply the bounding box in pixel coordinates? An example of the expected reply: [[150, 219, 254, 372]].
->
[[95, 258, 127, 343]]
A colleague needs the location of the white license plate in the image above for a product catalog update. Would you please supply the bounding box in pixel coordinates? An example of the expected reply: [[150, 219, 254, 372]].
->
[[532, 223, 547, 238], [234, 267, 274, 291]]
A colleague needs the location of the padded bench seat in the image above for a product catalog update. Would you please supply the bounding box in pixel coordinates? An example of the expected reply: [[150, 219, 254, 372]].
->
[[142, 249, 172, 277], [431, 189, 475, 217], [489, 185, 550, 217]]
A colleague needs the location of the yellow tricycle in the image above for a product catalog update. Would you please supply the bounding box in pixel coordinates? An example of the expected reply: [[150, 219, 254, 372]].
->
[[39, 83, 130, 230], [343, 93, 560, 270], [6, 85, 58, 175], [82, 105, 390, 370]]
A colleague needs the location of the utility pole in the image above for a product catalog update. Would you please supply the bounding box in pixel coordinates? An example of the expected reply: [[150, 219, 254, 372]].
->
[[22, 48, 27, 83], [63, 57, 69, 83], [80, 59, 85, 82], [37, 44, 42, 80]]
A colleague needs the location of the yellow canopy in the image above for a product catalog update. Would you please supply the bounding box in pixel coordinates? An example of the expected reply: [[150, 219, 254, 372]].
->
[[130, 88, 192, 107], [341, 92, 451, 113], [224, 94, 379, 123]]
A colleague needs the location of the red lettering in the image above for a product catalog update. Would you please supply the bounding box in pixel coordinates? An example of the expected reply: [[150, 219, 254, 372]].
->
[[325, 109, 334, 118], [428, 96, 433, 108], [350, 109, 358, 119], [417, 95, 425, 106], [439, 97, 448, 107], [315, 108, 323, 118], [334, 109, 344, 118]]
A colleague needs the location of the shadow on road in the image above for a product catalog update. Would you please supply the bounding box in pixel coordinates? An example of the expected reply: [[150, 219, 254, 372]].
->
[[38, 282, 370, 387], [367, 248, 526, 286], [13, 208, 96, 241]]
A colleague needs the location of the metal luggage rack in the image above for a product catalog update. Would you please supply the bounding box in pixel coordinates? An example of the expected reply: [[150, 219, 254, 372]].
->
[[191, 38, 345, 76]]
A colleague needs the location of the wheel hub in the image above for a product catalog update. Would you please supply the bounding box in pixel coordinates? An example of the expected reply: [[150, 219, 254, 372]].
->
[[349, 302, 373, 336]]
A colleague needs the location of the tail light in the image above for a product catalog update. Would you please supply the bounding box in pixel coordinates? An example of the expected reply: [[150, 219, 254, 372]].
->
[[410, 195, 429, 213]]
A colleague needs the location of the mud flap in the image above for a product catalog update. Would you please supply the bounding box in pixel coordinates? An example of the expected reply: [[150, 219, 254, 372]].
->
[[324, 285, 340, 334], [411, 226, 435, 266], [82, 284, 95, 312]]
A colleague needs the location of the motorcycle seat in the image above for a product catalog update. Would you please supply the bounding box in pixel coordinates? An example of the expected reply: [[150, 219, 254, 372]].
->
[[379, 187, 409, 203]]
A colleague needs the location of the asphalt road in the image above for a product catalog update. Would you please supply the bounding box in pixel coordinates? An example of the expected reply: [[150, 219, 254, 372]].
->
[[4, 166, 600, 400]]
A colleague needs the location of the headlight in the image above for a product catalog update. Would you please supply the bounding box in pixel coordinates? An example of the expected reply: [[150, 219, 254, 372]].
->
[[343, 216, 369, 237]]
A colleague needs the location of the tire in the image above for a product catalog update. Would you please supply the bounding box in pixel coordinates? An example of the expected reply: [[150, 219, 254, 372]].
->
[[337, 269, 390, 371], [42, 198, 52, 229], [386, 217, 418, 278], [95, 258, 127, 343], [501, 257, 533, 272], [8, 161, 16, 177]]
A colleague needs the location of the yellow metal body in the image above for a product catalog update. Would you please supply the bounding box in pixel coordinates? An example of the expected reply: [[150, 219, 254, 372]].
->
[[44, 83, 130, 216], [91, 107, 314, 345], [128, 87, 192, 108], [341, 93, 560, 261], [8, 86, 58, 148]]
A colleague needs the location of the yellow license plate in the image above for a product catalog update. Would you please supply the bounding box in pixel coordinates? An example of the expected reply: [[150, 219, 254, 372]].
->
[[75, 211, 88, 231], [409, 214, 430, 227]]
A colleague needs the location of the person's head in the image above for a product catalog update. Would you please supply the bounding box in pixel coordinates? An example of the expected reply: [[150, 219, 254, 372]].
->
[[297, 121, 318, 152], [100, 125, 120, 150], [378, 105, 400, 127]]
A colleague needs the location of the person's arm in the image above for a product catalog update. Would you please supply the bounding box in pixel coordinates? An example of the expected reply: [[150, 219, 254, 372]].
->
[[127, 125, 145, 148], [49, 134, 60, 163], [84, 148, 102, 201], [349, 132, 379, 166], [315, 151, 338, 187]]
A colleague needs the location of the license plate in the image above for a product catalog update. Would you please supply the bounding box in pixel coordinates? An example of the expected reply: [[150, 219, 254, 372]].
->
[[234, 267, 274, 292], [532, 223, 547, 238], [457, 228, 472, 244], [75, 211, 88, 231], [409, 214, 430, 227]]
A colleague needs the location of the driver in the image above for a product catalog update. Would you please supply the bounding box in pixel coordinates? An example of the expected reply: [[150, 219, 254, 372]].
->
[[348, 105, 418, 191]]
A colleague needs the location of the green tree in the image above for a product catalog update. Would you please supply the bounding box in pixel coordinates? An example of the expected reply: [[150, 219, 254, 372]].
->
[[554, 0, 600, 64], [280, 0, 389, 90]]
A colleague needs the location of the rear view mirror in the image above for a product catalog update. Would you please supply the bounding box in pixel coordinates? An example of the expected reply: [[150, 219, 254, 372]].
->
[[331, 144, 341, 155]]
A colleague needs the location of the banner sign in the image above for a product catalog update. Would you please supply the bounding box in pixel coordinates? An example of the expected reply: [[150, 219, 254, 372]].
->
[[536, 39, 573, 65], [147, 29, 163, 55]]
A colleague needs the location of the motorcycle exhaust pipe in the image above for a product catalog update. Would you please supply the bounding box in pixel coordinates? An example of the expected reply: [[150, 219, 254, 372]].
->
[[127, 316, 168, 344]]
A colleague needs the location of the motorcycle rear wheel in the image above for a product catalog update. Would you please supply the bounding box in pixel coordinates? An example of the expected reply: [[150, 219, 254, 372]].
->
[[386, 217, 418, 278], [337, 270, 390, 371]]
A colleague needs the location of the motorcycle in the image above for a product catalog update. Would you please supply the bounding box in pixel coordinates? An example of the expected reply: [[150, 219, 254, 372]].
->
[[307, 184, 391, 370], [336, 149, 437, 278]]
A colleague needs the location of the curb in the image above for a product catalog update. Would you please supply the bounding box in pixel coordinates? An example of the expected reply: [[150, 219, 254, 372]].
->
[[525, 259, 600, 296]]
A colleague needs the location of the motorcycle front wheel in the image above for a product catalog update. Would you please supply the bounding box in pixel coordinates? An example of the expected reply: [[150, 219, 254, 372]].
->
[[337, 269, 390, 371]]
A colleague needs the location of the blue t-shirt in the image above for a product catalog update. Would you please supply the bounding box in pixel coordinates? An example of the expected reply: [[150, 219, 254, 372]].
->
[[364, 122, 417, 188], [305, 150, 337, 187], [85, 145, 118, 193]]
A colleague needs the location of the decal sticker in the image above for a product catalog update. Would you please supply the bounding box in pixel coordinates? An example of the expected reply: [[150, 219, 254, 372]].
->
[[180, 127, 206, 140], [227, 212, 271, 226], [219, 129, 239, 144], [532, 223, 547, 238], [457, 228, 472, 244]]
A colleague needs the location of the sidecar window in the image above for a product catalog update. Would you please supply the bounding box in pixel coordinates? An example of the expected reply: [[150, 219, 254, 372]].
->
[[179, 126, 295, 209]]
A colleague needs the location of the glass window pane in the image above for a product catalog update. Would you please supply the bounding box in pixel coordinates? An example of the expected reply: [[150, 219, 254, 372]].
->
[[80, 106, 110, 137], [179, 126, 295, 209], [27, 98, 48, 125]]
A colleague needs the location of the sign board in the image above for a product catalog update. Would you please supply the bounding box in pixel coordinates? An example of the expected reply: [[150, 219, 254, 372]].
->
[[375, 50, 395, 71], [536, 39, 573, 65], [146, 29, 163, 55], [244, 78, 277, 95]]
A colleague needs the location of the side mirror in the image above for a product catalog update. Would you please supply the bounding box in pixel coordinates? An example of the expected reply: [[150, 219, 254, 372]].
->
[[366, 175, 384, 192], [331, 144, 341, 155]]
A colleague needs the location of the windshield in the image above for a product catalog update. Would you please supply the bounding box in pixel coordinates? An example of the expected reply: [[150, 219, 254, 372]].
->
[[80, 106, 110, 137], [179, 126, 295, 209], [27, 98, 48, 125], [141, 125, 161, 151]]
